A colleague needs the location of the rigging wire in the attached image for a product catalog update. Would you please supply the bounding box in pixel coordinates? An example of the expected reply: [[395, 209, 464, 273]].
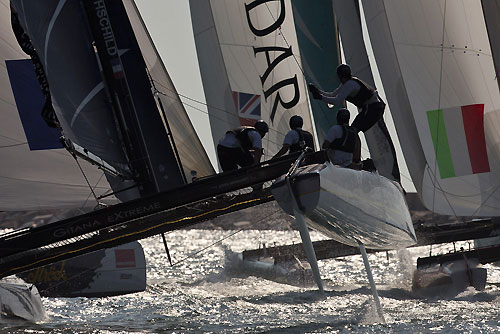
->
[[70, 153, 102, 208], [170, 208, 283, 267], [154, 87, 287, 149], [262, 1, 411, 180], [34, 204, 283, 293]]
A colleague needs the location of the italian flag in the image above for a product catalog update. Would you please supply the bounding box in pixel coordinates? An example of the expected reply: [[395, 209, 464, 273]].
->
[[427, 104, 490, 179]]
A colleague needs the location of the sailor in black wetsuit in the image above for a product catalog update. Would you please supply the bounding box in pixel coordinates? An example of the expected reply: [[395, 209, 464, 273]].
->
[[322, 109, 361, 168], [272, 115, 314, 159], [309, 63, 385, 134], [217, 120, 269, 172]]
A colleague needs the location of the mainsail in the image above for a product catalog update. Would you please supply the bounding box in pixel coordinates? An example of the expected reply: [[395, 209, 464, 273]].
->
[[362, 0, 500, 216], [8, 0, 215, 206], [190, 0, 315, 160], [0, 0, 116, 210]]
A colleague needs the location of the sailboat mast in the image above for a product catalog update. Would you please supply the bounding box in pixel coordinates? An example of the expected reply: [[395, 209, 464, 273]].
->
[[80, 0, 185, 196]]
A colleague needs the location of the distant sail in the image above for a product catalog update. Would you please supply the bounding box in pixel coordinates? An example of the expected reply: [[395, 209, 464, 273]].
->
[[362, 0, 500, 216], [0, 0, 116, 210], [190, 0, 315, 160], [333, 0, 400, 182]]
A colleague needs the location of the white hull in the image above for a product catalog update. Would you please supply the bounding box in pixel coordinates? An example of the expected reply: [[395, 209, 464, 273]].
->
[[19, 242, 146, 298], [0, 282, 45, 322], [272, 162, 416, 250]]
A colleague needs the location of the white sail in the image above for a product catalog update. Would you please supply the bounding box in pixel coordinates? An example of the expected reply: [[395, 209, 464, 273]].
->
[[334, 0, 401, 183], [190, 0, 314, 160], [0, 0, 115, 210], [362, 0, 500, 216], [123, 0, 215, 179]]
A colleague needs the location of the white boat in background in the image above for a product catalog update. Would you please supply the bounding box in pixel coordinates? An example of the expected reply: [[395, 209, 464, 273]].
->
[[271, 162, 416, 250], [18, 241, 146, 298], [0, 281, 45, 322]]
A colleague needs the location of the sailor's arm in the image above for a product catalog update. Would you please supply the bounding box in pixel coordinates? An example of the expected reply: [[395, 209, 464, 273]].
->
[[252, 147, 263, 164], [319, 83, 355, 106], [272, 144, 290, 159]]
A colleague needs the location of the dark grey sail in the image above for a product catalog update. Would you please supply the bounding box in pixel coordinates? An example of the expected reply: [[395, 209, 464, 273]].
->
[[11, 0, 187, 198]]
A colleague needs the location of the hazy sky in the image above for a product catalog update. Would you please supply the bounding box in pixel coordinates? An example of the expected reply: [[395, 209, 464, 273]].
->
[[134, 0, 416, 191]]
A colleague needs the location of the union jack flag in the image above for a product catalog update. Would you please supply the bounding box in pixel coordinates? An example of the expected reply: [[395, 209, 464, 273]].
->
[[233, 91, 261, 126]]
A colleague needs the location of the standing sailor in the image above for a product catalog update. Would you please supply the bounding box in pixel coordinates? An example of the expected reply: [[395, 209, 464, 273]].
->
[[322, 109, 361, 168], [217, 120, 269, 172], [308, 63, 385, 134], [273, 115, 314, 159]]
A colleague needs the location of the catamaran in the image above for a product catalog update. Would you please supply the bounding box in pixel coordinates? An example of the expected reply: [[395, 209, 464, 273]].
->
[[1, 0, 500, 322]]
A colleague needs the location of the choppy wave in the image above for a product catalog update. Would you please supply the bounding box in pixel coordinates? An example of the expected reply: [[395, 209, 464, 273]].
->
[[1, 229, 499, 333]]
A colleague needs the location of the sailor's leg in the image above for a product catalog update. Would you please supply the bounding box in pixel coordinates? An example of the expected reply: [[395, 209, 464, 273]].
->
[[217, 145, 238, 172], [358, 241, 385, 324]]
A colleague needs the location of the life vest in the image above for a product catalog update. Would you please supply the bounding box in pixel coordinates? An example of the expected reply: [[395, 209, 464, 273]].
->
[[227, 126, 255, 151], [289, 129, 314, 153], [345, 77, 375, 108], [329, 125, 356, 153]]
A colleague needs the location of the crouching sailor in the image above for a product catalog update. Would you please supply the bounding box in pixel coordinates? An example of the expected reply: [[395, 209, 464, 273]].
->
[[273, 115, 314, 159], [322, 109, 361, 168], [217, 120, 269, 172]]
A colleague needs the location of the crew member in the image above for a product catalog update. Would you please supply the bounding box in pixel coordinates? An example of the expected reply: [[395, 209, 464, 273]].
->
[[322, 108, 361, 168], [309, 63, 385, 134], [273, 115, 314, 159], [217, 120, 269, 172]]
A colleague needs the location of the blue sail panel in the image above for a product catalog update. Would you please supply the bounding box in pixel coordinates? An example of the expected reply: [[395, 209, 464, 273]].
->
[[6, 59, 62, 151]]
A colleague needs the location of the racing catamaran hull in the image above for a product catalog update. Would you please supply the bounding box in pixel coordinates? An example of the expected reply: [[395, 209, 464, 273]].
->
[[271, 162, 416, 249]]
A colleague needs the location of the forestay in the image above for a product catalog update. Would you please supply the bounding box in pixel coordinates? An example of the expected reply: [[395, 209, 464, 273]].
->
[[362, 0, 500, 216], [190, 0, 315, 160]]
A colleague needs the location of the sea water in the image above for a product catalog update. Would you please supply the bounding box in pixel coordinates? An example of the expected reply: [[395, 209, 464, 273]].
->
[[1, 229, 499, 333]]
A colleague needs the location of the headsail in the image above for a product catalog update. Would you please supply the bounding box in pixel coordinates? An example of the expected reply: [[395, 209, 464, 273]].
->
[[362, 0, 500, 216], [190, 0, 315, 160], [122, 0, 214, 179]]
